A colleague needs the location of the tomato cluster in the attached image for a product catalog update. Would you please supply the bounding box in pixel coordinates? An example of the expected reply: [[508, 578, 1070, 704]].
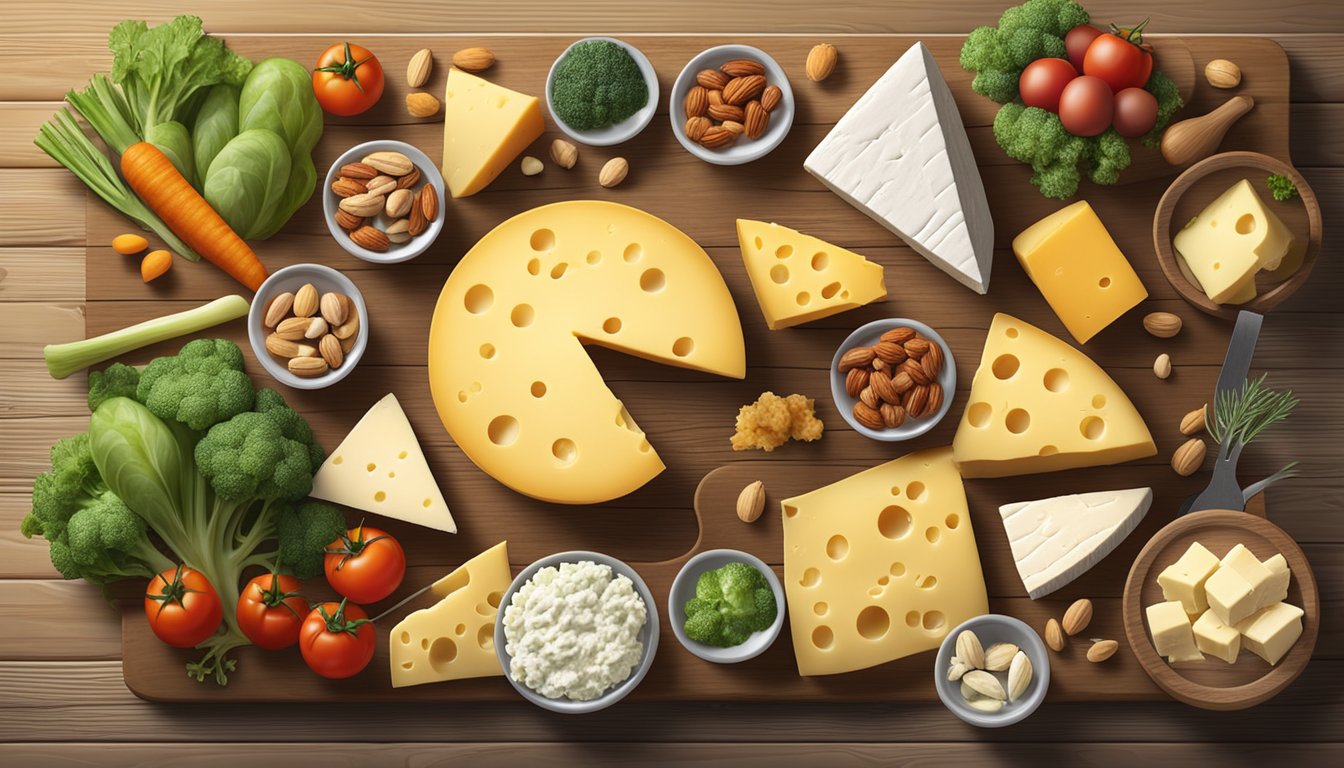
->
[[1018, 19, 1159, 138]]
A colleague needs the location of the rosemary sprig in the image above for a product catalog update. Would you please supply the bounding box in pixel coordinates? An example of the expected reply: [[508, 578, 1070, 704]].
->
[[1208, 374, 1298, 446]]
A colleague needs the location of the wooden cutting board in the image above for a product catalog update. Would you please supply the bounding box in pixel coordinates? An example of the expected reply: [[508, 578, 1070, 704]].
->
[[84, 34, 1291, 702]]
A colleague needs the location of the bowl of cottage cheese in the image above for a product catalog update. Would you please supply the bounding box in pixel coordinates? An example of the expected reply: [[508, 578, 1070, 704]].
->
[[497, 551, 659, 713]]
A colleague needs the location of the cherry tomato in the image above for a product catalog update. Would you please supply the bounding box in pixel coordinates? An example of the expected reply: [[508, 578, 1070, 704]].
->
[[237, 573, 308, 650], [1058, 75, 1114, 137], [1112, 87, 1159, 138], [144, 565, 223, 648], [300, 600, 376, 679], [324, 524, 406, 604], [312, 42, 385, 116], [1065, 24, 1104, 72], [1018, 57, 1077, 113], [1083, 20, 1154, 93]]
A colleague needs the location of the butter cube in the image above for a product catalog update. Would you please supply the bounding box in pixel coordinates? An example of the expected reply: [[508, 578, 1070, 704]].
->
[[1205, 565, 1258, 626], [1146, 600, 1204, 663], [1158, 542, 1221, 614], [1220, 544, 1278, 612], [1261, 553, 1291, 607], [1192, 609, 1241, 664], [1235, 602, 1304, 666]]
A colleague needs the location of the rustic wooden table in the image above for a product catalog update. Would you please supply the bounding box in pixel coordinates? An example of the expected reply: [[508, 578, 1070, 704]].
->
[[1, 1, 1340, 765]]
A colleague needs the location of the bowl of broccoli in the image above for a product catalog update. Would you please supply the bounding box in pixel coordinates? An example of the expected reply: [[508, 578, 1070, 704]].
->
[[669, 549, 785, 663]]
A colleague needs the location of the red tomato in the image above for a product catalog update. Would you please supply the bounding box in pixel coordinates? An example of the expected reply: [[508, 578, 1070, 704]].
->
[[1018, 57, 1077, 113], [324, 524, 406, 604], [237, 573, 308, 650], [312, 42, 385, 116], [1112, 87, 1159, 137], [1065, 24, 1103, 72], [1083, 20, 1154, 92], [300, 600, 376, 679], [144, 565, 223, 648], [1058, 75, 1114, 137]]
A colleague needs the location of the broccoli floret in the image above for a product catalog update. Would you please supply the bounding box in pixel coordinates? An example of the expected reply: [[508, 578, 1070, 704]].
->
[[960, 0, 1088, 103], [1267, 174, 1299, 202], [994, 104, 1089, 199], [195, 408, 321, 503], [136, 338, 254, 431], [254, 388, 324, 468], [682, 561, 778, 648], [549, 40, 649, 131], [276, 501, 347, 579], [1141, 71, 1184, 148], [1085, 128, 1132, 186], [87, 363, 141, 412]]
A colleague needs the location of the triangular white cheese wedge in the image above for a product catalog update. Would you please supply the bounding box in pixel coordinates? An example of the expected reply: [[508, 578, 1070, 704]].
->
[[311, 393, 456, 533], [1000, 488, 1151, 598], [804, 41, 994, 294]]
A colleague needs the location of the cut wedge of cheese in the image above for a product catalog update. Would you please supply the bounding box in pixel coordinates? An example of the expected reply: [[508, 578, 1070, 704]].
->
[[311, 393, 455, 533], [442, 69, 544, 198], [952, 313, 1156, 478], [804, 42, 993, 294], [428, 201, 745, 504], [735, 219, 886, 329], [1000, 487, 1151, 599], [389, 541, 511, 687], [1174, 179, 1294, 303], [782, 447, 988, 676]]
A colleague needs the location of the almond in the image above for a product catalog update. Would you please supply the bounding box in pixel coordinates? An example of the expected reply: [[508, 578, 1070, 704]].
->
[[880, 326, 917, 345], [962, 670, 1005, 701], [901, 358, 932, 386], [853, 401, 884, 431], [550, 139, 578, 169], [339, 192, 385, 218], [722, 74, 766, 106], [385, 188, 414, 218], [1172, 438, 1207, 476], [331, 177, 367, 198], [956, 630, 985, 669], [362, 151, 414, 177], [872, 358, 890, 373], [319, 334, 344, 369], [873, 341, 906, 364], [520, 156, 544, 176], [1143, 311, 1183, 338], [707, 89, 724, 107], [904, 338, 931, 357], [760, 84, 783, 112], [1180, 406, 1207, 436], [408, 191, 429, 236], [1045, 618, 1066, 652], [419, 184, 439, 220], [385, 218, 412, 244], [904, 384, 929, 418], [699, 126, 736, 149], [350, 225, 389, 252], [684, 115, 712, 142], [721, 59, 766, 77], [926, 382, 944, 415], [320, 293, 349, 326], [340, 333, 357, 354], [707, 103, 745, 123], [599, 157, 628, 188], [880, 402, 906, 429], [406, 92, 441, 118], [262, 291, 294, 328], [720, 120, 745, 136], [696, 69, 729, 90], [806, 43, 838, 82], [744, 100, 768, 139], [922, 341, 944, 379], [364, 175, 397, 197], [334, 210, 365, 231], [1154, 353, 1173, 380], [838, 346, 875, 372], [858, 386, 880, 410], [684, 85, 708, 117], [870, 369, 899, 404], [288, 356, 329, 378], [889, 370, 914, 394], [984, 642, 1019, 672], [1007, 651, 1032, 702], [1062, 598, 1093, 636], [395, 166, 422, 190], [339, 162, 378, 180], [1087, 639, 1119, 663], [334, 306, 361, 340], [845, 368, 870, 398], [293, 283, 319, 318], [407, 48, 433, 88], [736, 480, 766, 523], [304, 316, 329, 340], [452, 47, 495, 73], [275, 317, 311, 341], [265, 333, 305, 359]]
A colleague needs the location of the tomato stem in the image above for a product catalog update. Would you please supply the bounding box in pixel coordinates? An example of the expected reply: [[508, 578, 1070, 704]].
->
[[257, 571, 306, 619], [313, 41, 373, 93], [323, 521, 390, 571], [318, 598, 372, 637], [146, 564, 204, 620], [1110, 18, 1151, 45]]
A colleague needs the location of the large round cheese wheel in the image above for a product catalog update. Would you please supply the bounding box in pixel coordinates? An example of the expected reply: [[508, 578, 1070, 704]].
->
[[428, 201, 746, 504]]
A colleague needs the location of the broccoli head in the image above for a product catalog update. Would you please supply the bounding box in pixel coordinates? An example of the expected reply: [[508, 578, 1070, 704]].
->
[[683, 561, 779, 648], [87, 363, 141, 412], [194, 407, 322, 503], [1085, 128, 1131, 186], [960, 0, 1088, 103], [136, 338, 254, 431], [276, 501, 347, 579], [994, 103, 1090, 199]]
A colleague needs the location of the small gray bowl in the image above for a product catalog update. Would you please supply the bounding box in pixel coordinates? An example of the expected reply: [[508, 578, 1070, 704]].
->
[[546, 37, 659, 147], [248, 263, 368, 390], [830, 318, 956, 441], [322, 139, 445, 264], [495, 551, 659, 714], [669, 44, 794, 165], [934, 614, 1050, 728], [668, 549, 786, 664]]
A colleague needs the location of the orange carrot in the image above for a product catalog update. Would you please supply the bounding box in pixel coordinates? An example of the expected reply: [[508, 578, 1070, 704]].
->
[[140, 249, 173, 282], [120, 143, 268, 291]]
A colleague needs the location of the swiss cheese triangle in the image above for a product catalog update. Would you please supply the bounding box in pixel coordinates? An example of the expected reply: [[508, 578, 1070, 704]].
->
[[441, 69, 544, 198], [736, 219, 886, 329]]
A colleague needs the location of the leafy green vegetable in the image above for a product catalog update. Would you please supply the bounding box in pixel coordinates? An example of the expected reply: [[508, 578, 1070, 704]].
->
[[1267, 174, 1299, 202], [146, 119, 196, 186], [239, 59, 324, 158], [136, 338, 256, 430], [191, 84, 240, 183], [202, 129, 292, 240], [549, 40, 649, 131], [959, 0, 1089, 103], [682, 561, 778, 647]]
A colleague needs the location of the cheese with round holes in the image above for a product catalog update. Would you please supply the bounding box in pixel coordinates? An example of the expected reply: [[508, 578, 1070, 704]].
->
[[781, 447, 988, 676], [952, 313, 1156, 478], [311, 393, 456, 533], [428, 201, 746, 504], [442, 69, 544, 198], [1173, 179, 1294, 304], [735, 219, 886, 329], [389, 541, 510, 687]]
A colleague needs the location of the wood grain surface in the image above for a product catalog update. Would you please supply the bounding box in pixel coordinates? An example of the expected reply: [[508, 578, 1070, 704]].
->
[[2, 0, 1342, 763]]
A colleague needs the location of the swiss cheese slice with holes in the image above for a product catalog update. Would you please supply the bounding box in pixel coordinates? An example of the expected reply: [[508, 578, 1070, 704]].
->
[[389, 541, 510, 687], [310, 393, 456, 533], [736, 219, 887, 330], [428, 201, 746, 505], [781, 447, 988, 676], [952, 313, 1155, 478]]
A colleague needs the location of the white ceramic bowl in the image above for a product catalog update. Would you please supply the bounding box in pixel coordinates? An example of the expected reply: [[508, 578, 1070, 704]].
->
[[322, 139, 445, 264], [669, 44, 794, 165], [668, 549, 786, 664], [495, 551, 659, 714], [248, 263, 368, 390], [829, 318, 957, 442], [934, 614, 1051, 728], [546, 37, 659, 147]]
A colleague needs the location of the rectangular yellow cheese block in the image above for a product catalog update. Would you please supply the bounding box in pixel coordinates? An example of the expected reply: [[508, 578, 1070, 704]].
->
[[1204, 564, 1259, 626], [736, 219, 886, 330], [1158, 541, 1221, 614], [1173, 179, 1294, 303], [1146, 600, 1204, 663], [781, 447, 988, 676], [1012, 201, 1148, 343], [389, 542, 511, 687], [1234, 601, 1304, 666], [1219, 544, 1281, 613], [442, 69, 544, 198], [1192, 609, 1241, 664]]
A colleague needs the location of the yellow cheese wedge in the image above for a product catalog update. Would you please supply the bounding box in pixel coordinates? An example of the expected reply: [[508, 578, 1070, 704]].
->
[[428, 201, 745, 504], [735, 219, 886, 329], [1173, 179, 1294, 303], [442, 69, 544, 197], [310, 393, 455, 533], [781, 447, 988, 676], [389, 542, 511, 687], [1176, 251, 1257, 305], [1012, 201, 1147, 343], [952, 313, 1156, 478]]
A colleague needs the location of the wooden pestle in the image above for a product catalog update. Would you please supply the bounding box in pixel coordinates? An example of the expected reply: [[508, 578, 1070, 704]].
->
[[1160, 95, 1255, 166]]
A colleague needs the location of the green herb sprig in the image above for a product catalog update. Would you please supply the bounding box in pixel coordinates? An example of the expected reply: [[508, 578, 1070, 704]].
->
[[1208, 374, 1298, 446], [1266, 174, 1299, 202]]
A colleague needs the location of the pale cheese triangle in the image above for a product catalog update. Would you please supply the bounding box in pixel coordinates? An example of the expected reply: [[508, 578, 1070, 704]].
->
[[311, 393, 456, 533], [442, 69, 544, 198], [736, 219, 886, 329]]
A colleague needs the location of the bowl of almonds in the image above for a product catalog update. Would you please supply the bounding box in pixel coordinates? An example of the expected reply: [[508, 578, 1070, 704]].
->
[[669, 44, 794, 165], [829, 318, 956, 442], [934, 615, 1050, 728], [248, 263, 368, 390], [323, 140, 445, 264]]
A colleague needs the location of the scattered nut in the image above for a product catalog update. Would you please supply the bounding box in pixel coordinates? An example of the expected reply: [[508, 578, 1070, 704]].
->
[[1087, 639, 1119, 663], [1154, 353, 1172, 380], [407, 48, 433, 88], [520, 156, 544, 176], [736, 480, 766, 523], [1180, 406, 1207, 436], [1143, 311, 1183, 338], [1205, 59, 1242, 89], [1062, 599, 1093, 636], [550, 138, 578, 169], [806, 43, 838, 82], [1045, 618, 1066, 652], [1172, 438, 1207, 476], [599, 157, 628, 188], [406, 92, 441, 118], [452, 47, 495, 73]]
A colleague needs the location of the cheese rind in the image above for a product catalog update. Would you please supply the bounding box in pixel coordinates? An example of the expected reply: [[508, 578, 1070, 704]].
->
[[804, 42, 993, 294], [1173, 179, 1294, 303], [1146, 600, 1204, 663], [781, 447, 988, 676], [441, 69, 544, 198], [736, 219, 886, 330], [1192, 609, 1241, 664], [1000, 487, 1151, 599], [952, 313, 1156, 478], [1234, 601, 1304, 666], [310, 393, 456, 533], [1157, 541, 1221, 614]]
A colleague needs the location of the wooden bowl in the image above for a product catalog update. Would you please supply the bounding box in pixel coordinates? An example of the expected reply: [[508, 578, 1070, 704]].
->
[[1152, 151, 1322, 319], [1122, 509, 1319, 710]]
